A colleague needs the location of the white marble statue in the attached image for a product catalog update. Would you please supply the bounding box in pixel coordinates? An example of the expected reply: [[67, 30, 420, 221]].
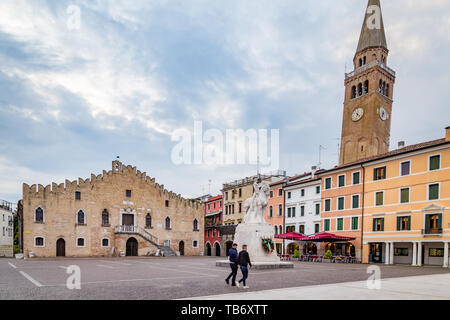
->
[[233, 179, 280, 263], [243, 180, 271, 224]]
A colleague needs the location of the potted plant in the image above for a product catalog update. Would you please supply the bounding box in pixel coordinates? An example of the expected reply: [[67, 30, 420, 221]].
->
[[335, 257, 343, 263], [293, 249, 300, 259], [323, 250, 333, 263]]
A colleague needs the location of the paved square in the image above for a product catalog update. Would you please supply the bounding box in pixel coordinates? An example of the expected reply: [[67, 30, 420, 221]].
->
[[1, 257, 449, 300]]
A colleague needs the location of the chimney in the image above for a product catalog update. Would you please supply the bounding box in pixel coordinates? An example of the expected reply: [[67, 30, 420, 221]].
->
[[311, 166, 317, 177], [398, 141, 405, 149], [446, 126, 450, 142]]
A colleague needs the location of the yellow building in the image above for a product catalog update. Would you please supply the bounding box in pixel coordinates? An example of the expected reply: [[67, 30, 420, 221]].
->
[[362, 128, 450, 267], [222, 172, 286, 225]]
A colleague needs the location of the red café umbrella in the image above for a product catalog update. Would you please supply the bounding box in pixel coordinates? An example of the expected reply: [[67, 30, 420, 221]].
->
[[305, 232, 356, 242], [275, 232, 308, 241]]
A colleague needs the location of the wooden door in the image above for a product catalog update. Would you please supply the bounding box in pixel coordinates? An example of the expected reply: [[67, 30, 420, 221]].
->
[[179, 241, 185, 256], [122, 214, 134, 226], [126, 238, 138, 256], [56, 238, 65, 257]]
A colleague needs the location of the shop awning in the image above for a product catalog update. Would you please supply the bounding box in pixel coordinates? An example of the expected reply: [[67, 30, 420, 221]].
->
[[305, 232, 356, 242], [275, 232, 308, 241]]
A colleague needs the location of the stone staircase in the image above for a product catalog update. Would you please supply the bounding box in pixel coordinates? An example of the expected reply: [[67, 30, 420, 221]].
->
[[158, 246, 176, 257], [114, 225, 176, 256]]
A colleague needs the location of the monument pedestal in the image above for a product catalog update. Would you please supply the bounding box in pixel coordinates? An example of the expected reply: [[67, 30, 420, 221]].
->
[[216, 222, 293, 269]]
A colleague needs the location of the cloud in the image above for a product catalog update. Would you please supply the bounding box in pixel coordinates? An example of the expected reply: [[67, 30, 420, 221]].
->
[[0, 0, 449, 202]]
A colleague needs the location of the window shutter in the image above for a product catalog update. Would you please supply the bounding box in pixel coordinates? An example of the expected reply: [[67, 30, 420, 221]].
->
[[383, 167, 386, 179], [381, 218, 385, 231], [397, 217, 401, 231], [373, 219, 376, 232], [373, 168, 377, 180], [425, 215, 429, 233], [430, 156, 440, 170], [407, 216, 411, 231], [437, 213, 442, 230], [432, 184, 439, 200]]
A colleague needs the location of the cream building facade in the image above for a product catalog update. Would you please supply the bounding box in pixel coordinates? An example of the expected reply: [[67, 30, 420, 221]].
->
[[222, 171, 286, 226], [0, 202, 14, 257], [21, 161, 204, 258]]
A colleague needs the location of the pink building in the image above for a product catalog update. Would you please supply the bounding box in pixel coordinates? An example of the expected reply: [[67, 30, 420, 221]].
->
[[204, 195, 222, 256]]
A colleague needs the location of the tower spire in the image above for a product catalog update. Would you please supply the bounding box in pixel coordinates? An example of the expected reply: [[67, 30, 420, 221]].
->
[[356, 0, 387, 54]]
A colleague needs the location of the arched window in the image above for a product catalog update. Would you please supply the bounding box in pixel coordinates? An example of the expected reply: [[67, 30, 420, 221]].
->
[[386, 84, 390, 97], [35, 207, 44, 223], [165, 217, 171, 230], [364, 80, 369, 94], [363, 56, 367, 65], [269, 206, 273, 218], [102, 209, 109, 226], [193, 219, 198, 231], [351, 86, 356, 99], [358, 83, 363, 96], [145, 214, 152, 228], [274, 226, 278, 235], [77, 210, 85, 225], [379, 79, 383, 92], [382, 81, 387, 95], [359, 58, 362, 67]]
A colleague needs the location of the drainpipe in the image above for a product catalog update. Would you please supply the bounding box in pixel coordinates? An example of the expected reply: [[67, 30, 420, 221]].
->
[[361, 164, 366, 263]]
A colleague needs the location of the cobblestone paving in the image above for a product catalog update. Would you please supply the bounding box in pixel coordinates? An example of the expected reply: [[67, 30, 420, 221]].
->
[[1, 257, 449, 300]]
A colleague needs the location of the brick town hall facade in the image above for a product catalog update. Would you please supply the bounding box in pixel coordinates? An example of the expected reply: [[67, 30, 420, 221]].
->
[[20, 161, 204, 258]]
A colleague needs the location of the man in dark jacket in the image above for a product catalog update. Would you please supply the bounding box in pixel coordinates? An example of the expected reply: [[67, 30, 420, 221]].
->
[[225, 243, 239, 286], [237, 244, 252, 289]]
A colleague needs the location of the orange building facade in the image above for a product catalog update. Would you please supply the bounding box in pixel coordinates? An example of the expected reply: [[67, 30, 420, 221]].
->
[[319, 129, 450, 266], [362, 135, 450, 267], [264, 180, 286, 254], [319, 167, 363, 259]]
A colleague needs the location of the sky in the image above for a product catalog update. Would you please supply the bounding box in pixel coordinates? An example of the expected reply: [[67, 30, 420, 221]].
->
[[0, 0, 449, 203]]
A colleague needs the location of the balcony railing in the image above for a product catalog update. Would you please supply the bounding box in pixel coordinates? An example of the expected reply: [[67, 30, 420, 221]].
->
[[345, 60, 396, 80], [422, 228, 443, 235]]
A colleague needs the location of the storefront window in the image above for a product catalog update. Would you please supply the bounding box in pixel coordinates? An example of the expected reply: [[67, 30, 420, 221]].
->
[[429, 248, 444, 257], [394, 248, 409, 256]]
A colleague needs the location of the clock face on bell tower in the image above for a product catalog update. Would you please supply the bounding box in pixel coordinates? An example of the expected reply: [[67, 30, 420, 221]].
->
[[339, 0, 395, 166]]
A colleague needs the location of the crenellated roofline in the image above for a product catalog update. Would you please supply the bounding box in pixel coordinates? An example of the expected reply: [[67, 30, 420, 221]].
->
[[22, 161, 201, 209]]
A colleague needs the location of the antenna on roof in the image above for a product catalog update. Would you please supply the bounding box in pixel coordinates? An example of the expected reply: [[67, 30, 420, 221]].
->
[[318, 145, 327, 168]]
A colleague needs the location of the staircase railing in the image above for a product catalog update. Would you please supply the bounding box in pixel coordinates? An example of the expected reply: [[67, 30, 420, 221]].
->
[[115, 225, 159, 246]]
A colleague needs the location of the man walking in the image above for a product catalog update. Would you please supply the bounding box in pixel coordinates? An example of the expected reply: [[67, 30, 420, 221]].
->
[[225, 243, 239, 287], [237, 244, 252, 289]]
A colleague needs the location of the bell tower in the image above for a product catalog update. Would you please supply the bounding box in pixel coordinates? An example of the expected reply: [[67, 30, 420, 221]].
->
[[339, 0, 396, 165]]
